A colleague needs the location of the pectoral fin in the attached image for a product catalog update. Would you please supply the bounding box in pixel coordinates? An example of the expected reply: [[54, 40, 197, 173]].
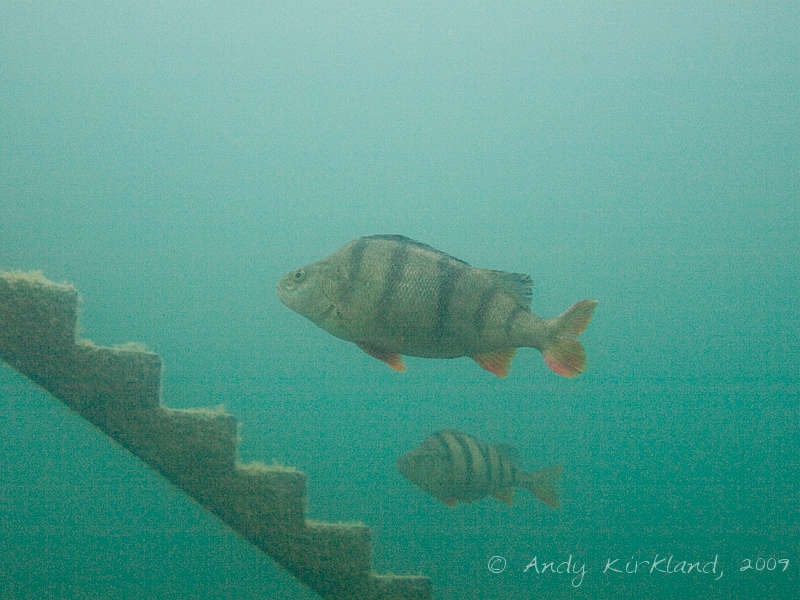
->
[[356, 342, 406, 372]]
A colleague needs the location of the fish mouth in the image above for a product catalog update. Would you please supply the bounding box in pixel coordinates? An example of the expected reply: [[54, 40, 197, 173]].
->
[[276, 271, 300, 301], [275, 278, 290, 304], [395, 453, 411, 476], [277, 272, 293, 289]]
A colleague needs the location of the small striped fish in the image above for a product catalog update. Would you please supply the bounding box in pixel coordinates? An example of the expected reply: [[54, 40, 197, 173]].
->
[[396, 429, 562, 508], [277, 234, 597, 377]]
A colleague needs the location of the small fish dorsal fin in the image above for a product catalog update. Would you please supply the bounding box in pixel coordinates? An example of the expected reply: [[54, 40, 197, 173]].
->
[[356, 342, 407, 372], [488, 270, 533, 305], [494, 443, 520, 466], [471, 348, 517, 378]]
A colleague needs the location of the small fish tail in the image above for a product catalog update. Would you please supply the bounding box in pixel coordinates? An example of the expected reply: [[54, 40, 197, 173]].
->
[[519, 465, 563, 509], [541, 300, 598, 377]]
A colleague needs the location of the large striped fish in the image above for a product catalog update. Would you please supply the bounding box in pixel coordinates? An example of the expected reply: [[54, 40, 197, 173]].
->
[[396, 429, 562, 508], [276, 234, 597, 377]]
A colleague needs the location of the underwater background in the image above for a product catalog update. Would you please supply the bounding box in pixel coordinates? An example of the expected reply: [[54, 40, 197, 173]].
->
[[1, 2, 798, 599]]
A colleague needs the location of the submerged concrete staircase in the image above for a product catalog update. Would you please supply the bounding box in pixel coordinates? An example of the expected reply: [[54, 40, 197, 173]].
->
[[0, 270, 431, 600]]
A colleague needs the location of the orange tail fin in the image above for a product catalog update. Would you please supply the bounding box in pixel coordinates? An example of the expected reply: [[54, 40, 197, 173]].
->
[[542, 300, 598, 377]]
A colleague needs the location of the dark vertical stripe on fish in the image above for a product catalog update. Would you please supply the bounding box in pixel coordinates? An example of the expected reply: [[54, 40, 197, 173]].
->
[[347, 237, 368, 291], [434, 256, 464, 342], [470, 435, 494, 494], [450, 431, 475, 488], [501, 452, 513, 486], [509, 463, 519, 486], [504, 305, 528, 338], [474, 287, 501, 333], [432, 431, 454, 468], [438, 431, 467, 484], [487, 445, 502, 491], [377, 239, 409, 323]]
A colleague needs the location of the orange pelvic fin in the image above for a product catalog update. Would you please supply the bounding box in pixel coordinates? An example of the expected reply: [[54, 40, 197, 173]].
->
[[356, 342, 407, 372], [471, 348, 517, 378], [542, 300, 598, 378]]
